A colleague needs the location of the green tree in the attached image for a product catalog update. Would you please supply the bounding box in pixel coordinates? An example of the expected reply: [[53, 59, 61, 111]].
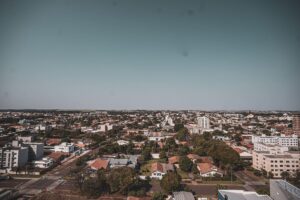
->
[[160, 172, 182, 193], [174, 124, 184, 132], [108, 167, 136, 194], [179, 156, 193, 172], [141, 147, 152, 161], [152, 192, 165, 200], [176, 128, 189, 141], [281, 171, 290, 179], [192, 163, 199, 174], [159, 150, 167, 160]]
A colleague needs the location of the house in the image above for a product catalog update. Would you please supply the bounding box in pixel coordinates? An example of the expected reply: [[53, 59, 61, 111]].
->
[[187, 154, 201, 163], [150, 162, 174, 180], [108, 158, 129, 168], [168, 156, 180, 164], [197, 163, 223, 177], [173, 191, 195, 200], [89, 159, 109, 170]]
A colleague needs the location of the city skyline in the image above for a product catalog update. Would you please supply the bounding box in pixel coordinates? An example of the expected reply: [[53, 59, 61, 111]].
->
[[1, 0, 300, 110]]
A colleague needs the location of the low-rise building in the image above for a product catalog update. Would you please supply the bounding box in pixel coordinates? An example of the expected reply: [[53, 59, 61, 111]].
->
[[218, 190, 272, 200], [197, 163, 223, 177], [150, 162, 174, 180], [54, 142, 74, 153], [33, 157, 54, 168]]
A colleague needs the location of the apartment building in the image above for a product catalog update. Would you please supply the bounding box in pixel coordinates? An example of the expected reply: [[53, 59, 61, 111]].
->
[[197, 116, 210, 129], [0, 146, 28, 169], [254, 143, 289, 154], [252, 134, 298, 147], [252, 150, 300, 178]]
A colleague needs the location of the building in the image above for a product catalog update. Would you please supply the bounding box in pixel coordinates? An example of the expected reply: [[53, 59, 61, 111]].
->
[[252, 134, 298, 147], [293, 114, 300, 136], [197, 163, 223, 177], [252, 150, 300, 178], [173, 191, 195, 200], [197, 116, 210, 130], [270, 179, 300, 200], [23, 142, 44, 161], [33, 157, 54, 168], [17, 135, 34, 142], [89, 159, 109, 170], [150, 162, 174, 180], [254, 143, 289, 154], [218, 190, 272, 200], [0, 146, 28, 169], [54, 142, 74, 153]]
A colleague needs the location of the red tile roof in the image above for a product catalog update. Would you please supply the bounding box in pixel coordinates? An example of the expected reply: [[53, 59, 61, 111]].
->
[[90, 159, 109, 170]]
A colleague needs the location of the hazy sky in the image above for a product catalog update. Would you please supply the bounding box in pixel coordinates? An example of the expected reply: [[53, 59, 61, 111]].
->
[[0, 0, 300, 110]]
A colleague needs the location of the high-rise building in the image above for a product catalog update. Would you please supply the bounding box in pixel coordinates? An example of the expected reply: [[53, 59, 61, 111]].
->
[[0, 146, 28, 169], [293, 114, 300, 136], [197, 116, 210, 129], [23, 142, 44, 161]]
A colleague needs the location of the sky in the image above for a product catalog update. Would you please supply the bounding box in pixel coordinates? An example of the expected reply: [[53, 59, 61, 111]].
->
[[0, 0, 300, 110]]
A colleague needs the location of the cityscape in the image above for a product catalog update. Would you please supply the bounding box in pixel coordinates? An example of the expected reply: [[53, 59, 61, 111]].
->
[[0, 111, 299, 199], [1, 0, 300, 200]]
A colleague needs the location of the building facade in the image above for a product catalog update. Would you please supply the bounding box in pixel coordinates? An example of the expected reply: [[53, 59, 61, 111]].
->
[[293, 114, 300, 136], [252, 150, 300, 178], [0, 146, 28, 169]]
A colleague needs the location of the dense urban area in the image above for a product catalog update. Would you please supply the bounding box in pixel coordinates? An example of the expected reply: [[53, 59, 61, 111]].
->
[[0, 110, 299, 200]]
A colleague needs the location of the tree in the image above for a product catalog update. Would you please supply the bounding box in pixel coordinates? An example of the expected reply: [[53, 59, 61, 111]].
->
[[268, 171, 274, 179], [141, 147, 152, 161], [108, 167, 136, 194], [281, 171, 290, 179], [174, 124, 184, 132], [159, 150, 167, 160], [176, 128, 189, 141], [179, 156, 193, 172], [152, 192, 165, 200], [160, 172, 181, 193], [192, 164, 199, 174]]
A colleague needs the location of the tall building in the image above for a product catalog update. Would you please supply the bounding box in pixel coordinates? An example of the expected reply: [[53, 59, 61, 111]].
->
[[293, 114, 300, 136], [23, 142, 44, 161], [0, 146, 28, 169], [197, 116, 210, 129]]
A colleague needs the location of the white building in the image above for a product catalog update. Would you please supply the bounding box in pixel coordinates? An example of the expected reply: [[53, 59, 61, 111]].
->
[[99, 123, 113, 132], [33, 157, 54, 169], [0, 146, 28, 169], [254, 143, 289, 154], [17, 135, 34, 142], [252, 134, 298, 147], [54, 142, 74, 153], [197, 116, 210, 130], [117, 140, 129, 146]]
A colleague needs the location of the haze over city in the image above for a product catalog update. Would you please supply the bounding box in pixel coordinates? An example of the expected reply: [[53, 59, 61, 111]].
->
[[1, 0, 300, 110]]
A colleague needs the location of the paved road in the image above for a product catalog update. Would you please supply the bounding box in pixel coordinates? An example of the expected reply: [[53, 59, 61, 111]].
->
[[17, 147, 99, 197], [235, 170, 266, 191]]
